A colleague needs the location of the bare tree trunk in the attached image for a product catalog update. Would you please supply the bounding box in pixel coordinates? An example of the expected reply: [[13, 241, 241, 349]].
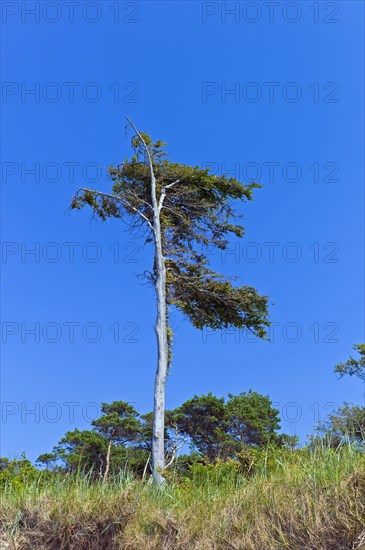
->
[[152, 256, 168, 484], [103, 439, 112, 481], [150, 169, 168, 486], [126, 119, 169, 486]]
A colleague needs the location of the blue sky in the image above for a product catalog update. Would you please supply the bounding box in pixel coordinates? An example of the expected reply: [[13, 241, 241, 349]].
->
[[1, 0, 364, 461]]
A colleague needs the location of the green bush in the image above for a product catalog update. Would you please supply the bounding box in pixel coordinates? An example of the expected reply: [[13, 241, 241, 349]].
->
[[0, 455, 54, 491]]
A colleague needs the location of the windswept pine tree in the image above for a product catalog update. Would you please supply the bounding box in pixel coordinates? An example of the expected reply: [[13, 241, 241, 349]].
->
[[71, 119, 269, 484]]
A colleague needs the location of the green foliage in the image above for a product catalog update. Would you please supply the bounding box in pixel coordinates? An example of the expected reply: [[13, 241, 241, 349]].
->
[[36, 453, 58, 470], [139, 409, 178, 452], [71, 125, 269, 340], [183, 458, 242, 487], [175, 391, 286, 461], [334, 343, 365, 382], [169, 267, 268, 335], [175, 393, 229, 461], [315, 402, 365, 447], [105, 445, 149, 477], [92, 401, 141, 446], [32, 391, 290, 479], [180, 447, 279, 487], [52, 429, 107, 475], [46, 403, 148, 478], [0, 454, 53, 490], [226, 390, 281, 447], [176, 446, 312, 491], [276, 433, 299, 449]]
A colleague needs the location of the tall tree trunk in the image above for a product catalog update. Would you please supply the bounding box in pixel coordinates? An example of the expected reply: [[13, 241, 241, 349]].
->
[[152, 237, 168, 485], [148, 146, 168, 486], [126, 119, 168, 486]]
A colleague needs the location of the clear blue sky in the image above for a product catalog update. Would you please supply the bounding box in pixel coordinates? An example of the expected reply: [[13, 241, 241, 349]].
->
[[1, 1, 364, 461]]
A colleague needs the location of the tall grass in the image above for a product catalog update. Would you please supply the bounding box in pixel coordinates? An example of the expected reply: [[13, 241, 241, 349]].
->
[[1, 445, 365, 549]]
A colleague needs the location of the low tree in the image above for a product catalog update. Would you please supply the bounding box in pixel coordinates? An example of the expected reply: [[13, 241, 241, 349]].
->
[[175, 393, 229, 461], [226, 390, 281, 447], [176, 392, 283, 461], [36, 453, 58, 471], [315, 403, 365, 447], [53, 429, 107, 476], [92, 401, 141, 480], [71, 120, 269, 484]]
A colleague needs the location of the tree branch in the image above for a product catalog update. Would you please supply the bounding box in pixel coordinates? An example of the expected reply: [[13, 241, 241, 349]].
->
[[77, 187, 153, 230], [159, 179, 182, 211], [125, 118, 160, 235], [164, 424, 187, 470]]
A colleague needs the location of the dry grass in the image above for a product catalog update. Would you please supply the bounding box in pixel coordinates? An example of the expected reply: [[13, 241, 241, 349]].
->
[[1, 446, 365, 549]]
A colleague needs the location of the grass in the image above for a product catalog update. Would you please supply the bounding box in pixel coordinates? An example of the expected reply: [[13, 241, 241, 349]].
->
[[1, 445, 365, 549]]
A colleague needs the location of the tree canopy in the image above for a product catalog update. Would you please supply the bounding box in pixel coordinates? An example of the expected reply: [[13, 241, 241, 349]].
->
[[175, 391, 282, 460], [37, 391, 288, 477], [71, 129, 269, 338]]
